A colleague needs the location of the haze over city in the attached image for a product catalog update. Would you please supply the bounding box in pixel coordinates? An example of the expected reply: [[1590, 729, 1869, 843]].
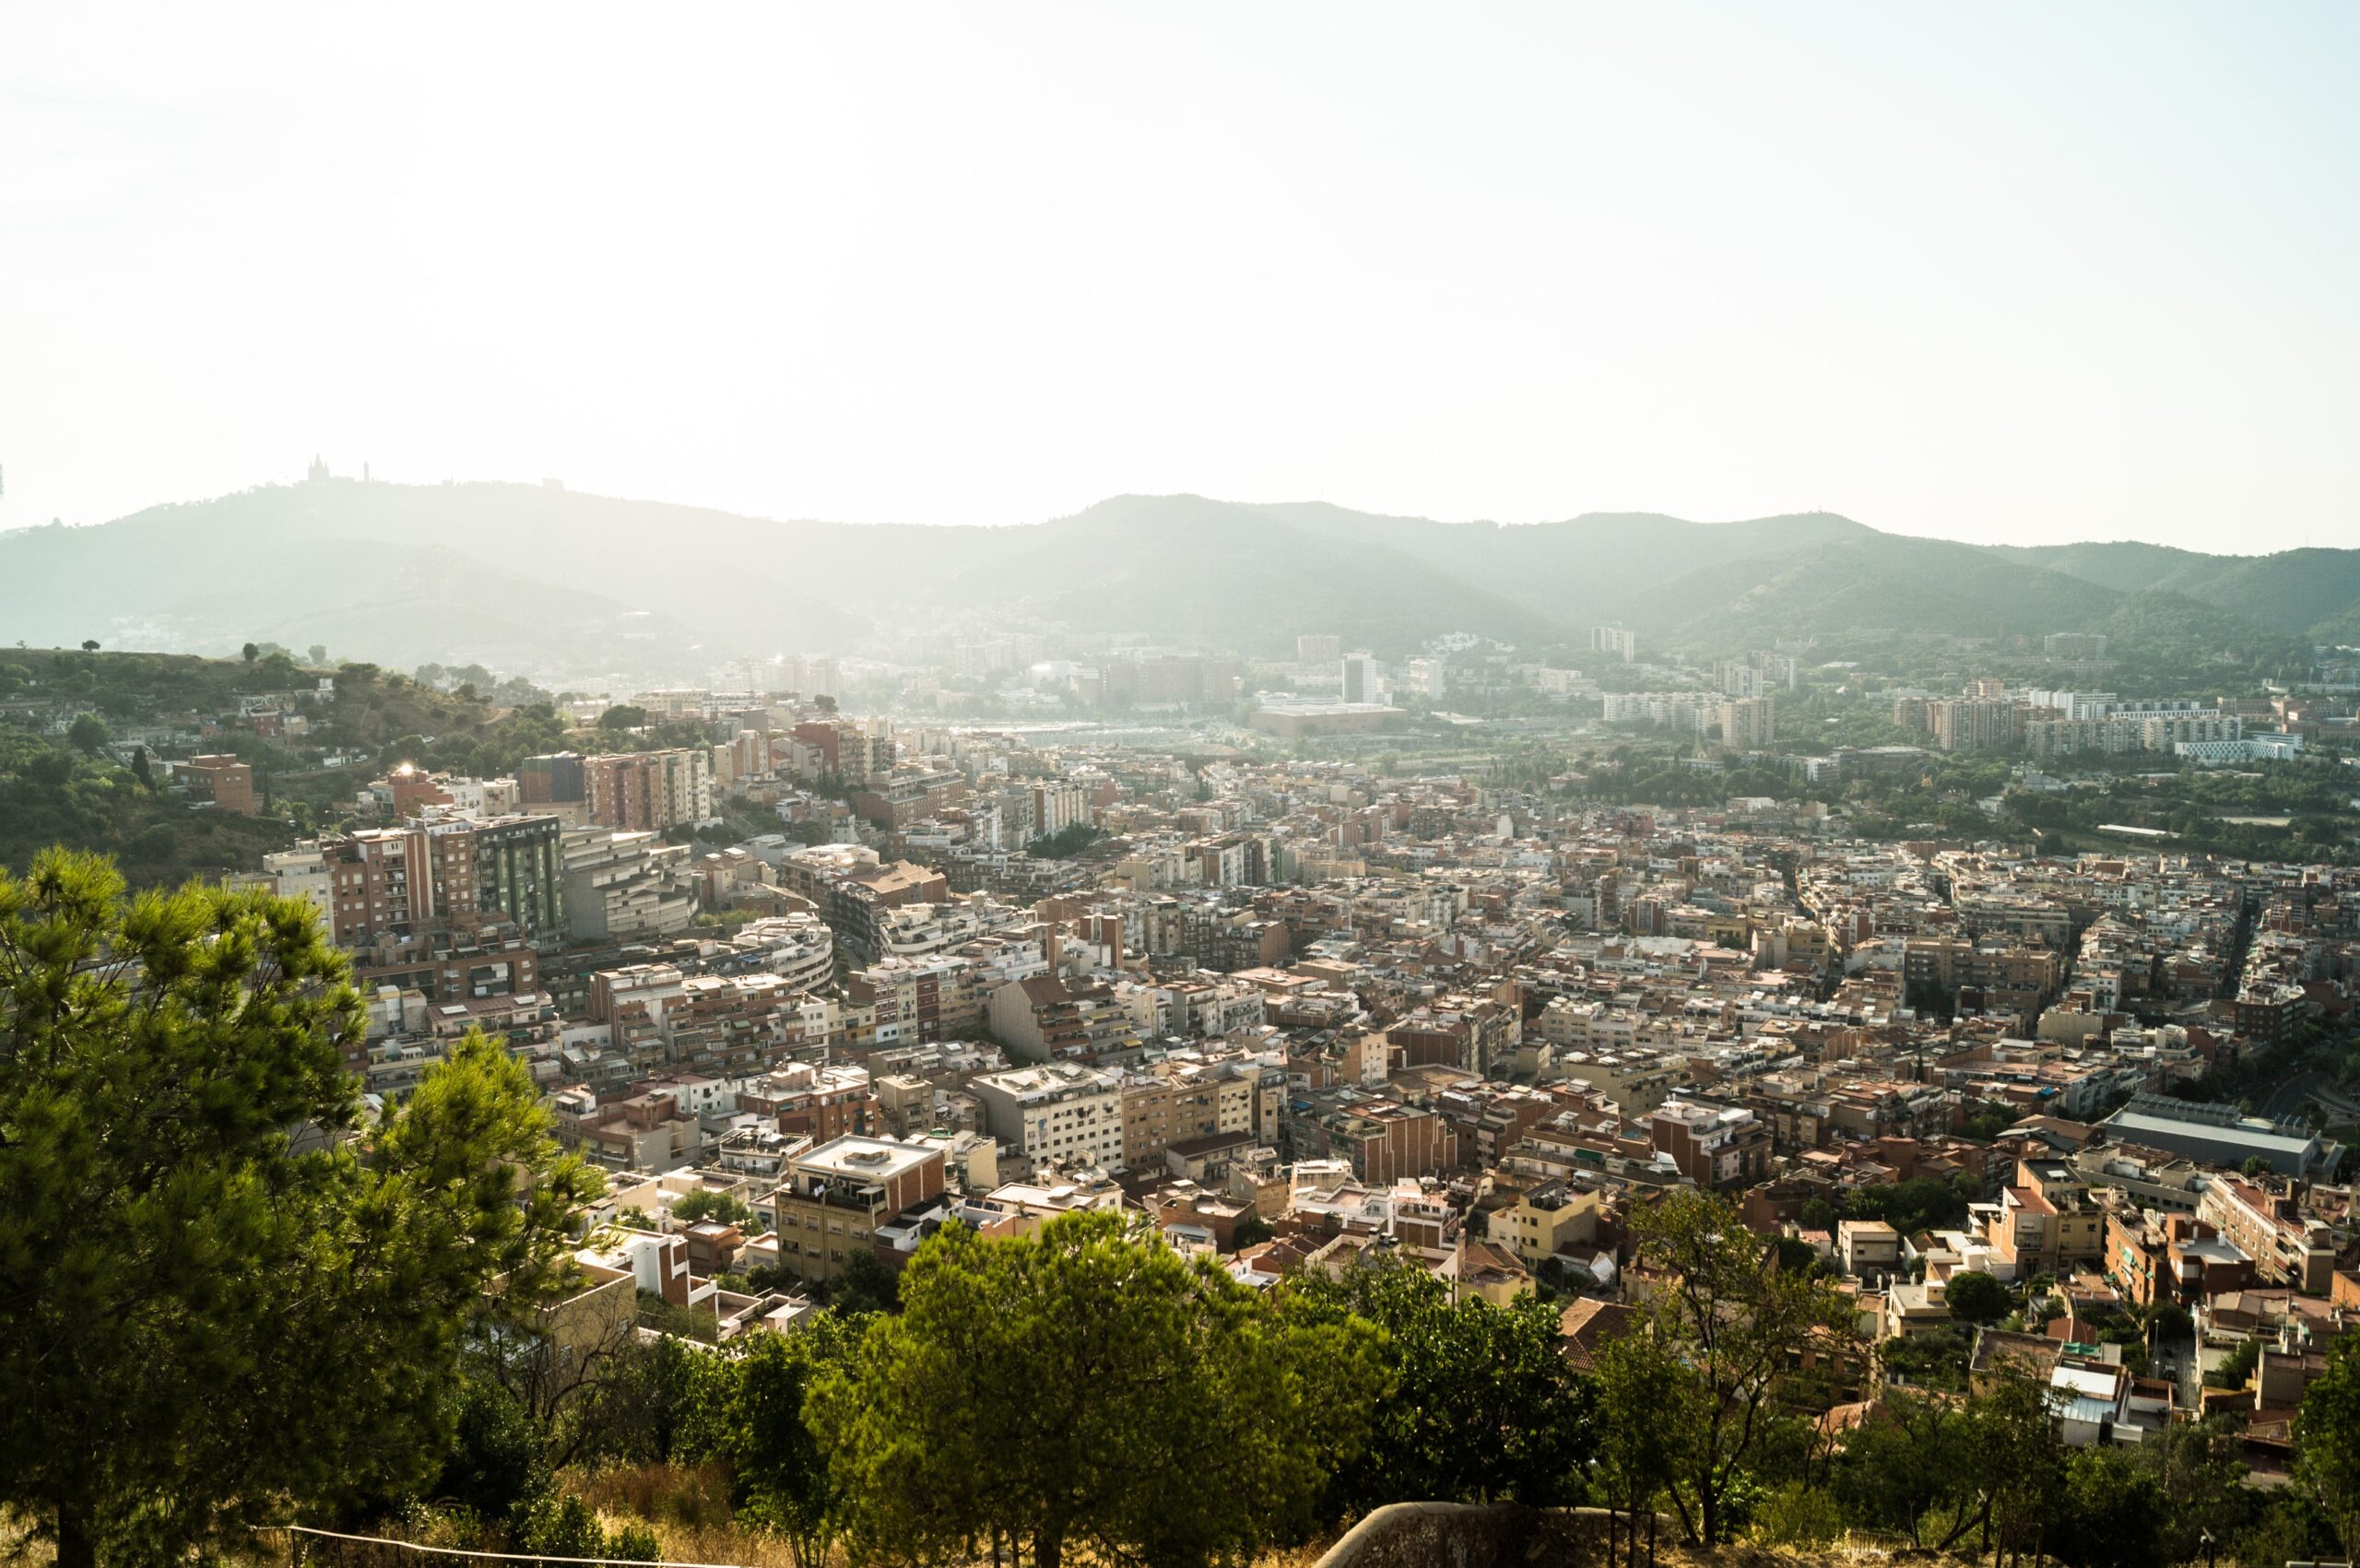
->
[[15, 10, 2360, 1568], [6, 2, 2357, 549]]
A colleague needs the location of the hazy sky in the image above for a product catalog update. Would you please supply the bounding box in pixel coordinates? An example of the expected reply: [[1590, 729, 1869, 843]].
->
[[5, 5, 2356, 550]]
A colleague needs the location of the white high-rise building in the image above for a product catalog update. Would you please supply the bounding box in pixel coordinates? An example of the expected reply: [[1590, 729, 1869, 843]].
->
[[1400, 657, 1448, 700]]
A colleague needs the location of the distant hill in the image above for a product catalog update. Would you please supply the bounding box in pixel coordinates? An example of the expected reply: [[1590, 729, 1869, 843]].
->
[[4, 479, 2354, 674], [1993, 540, 2360, 643]]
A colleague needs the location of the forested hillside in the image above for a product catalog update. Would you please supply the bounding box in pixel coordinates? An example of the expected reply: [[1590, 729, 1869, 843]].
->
[[9, 482, 2356, 671]]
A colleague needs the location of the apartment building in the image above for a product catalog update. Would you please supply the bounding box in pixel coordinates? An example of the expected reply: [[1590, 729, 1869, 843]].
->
[[520, 750, 587, 807], [1484, 1180, 1601, 1267], [1986, 1159, 2106, 1280], [788, 717, 895, 785], [2197, 1175, 2338, 1295], [263, 843, 334, 927], [971, 1062, 1126, 1170], [1087, 656, 1238, 707], [1903, 937, 2064, 1011], [1715, 659, 1771, 700], [1838, 1219, 1904, 1283], [853, 766, 969, 831], [771, 1136, 946, 1286], [560, 829, 698, 942], [1119, 1076, 1197, 1172], [1029, 781, 1092, 837], [2024, 713, 2244, 760], [561, 1092, 701, 1173], [1118, 1059, 1269, 1171], [584, 748, 715, 831], [777, 844, 950, 960], [2102, 1207, 2254, 1307], [1296, 1091, 1458, 1184], [1115, 973, 1268, 1039], [1398, 657, 1449, 700], [176, 753, 258, 814], [472, 815, 566, 938], [986, 973, 1145, 1062], [738, 1062, 881, 1144], [1929, 699, 2022, 753], [842, 953, 989, 1044], [595, 962, 821, 1072], [1716, 696, 1776, 749], [1387, 995, 1519, 1077], [322, 824, 466, 945], [1650, 1100, 1772, 1190]]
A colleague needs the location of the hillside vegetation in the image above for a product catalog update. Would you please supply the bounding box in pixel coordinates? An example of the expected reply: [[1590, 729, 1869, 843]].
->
[[0, 646, 689, 880], [8, 482, 2357, 670]]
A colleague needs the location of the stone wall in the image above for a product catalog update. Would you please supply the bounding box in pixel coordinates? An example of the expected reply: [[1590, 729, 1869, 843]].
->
[[1313, 1503, 1655, 1568]]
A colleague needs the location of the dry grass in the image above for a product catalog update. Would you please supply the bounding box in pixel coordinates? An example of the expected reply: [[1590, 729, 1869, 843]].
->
[[559, 1463, 797, 1568], [0, 1502, 1974, 1568], [566, 1462, 738, 1534]]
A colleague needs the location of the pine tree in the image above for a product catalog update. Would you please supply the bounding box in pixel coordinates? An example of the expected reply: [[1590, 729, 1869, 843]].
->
[[0, 850, 601, 1565]]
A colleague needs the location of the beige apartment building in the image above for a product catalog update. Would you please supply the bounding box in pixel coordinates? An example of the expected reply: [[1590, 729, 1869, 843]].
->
[[771, 1136, 947, 1286]]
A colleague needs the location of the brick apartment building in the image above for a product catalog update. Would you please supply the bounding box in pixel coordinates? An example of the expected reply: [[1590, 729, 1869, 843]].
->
[[1650, 1099, 1773, 1190], [584, 748, 714, 831], [771, 1136, 946, 1286], [843, 953, 987, 1044], [1297, 1092, 1457, 1184], [2197, 1175, 2338, 1295], [177, 754, 257, 814], [320, 816, 565, 946]]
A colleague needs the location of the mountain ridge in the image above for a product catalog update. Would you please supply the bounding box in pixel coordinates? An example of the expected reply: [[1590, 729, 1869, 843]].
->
[[2, 481, 2348, 676]]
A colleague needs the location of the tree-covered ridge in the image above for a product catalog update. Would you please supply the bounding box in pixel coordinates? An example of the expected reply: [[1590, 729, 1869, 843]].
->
[[0, 647, 729, 881], [0, 725, 292, 882], [12, 481, 2360, 666]]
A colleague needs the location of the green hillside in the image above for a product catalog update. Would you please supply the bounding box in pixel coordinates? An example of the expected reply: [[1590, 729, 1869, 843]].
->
[[0, 647, 632, 882], [6, 479, 2357, 670], [2000, 540, 2360, 643]]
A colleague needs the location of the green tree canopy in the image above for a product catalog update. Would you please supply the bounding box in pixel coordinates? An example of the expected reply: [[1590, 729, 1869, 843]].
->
[[1830, 1392, 1973, 1549], [672, 1187, 754, 1227], [677, 1311, 864, 1566], [830, 1246, 902, 1316], [1593, 1328, 1700, 1564], [1284, 1260, 1593, 1510], [810, 1211, 1383, 1568], [1945, 1269, 2011, 1326], [2299, 1331, 2360, 1560], [0, 850, 600, 1566], [65, 713, 107, 755], [1629, 1187, 1860, 1544]]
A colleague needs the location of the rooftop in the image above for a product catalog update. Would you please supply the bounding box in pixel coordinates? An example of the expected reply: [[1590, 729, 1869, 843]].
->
[[791, 1135, 939, 1184]]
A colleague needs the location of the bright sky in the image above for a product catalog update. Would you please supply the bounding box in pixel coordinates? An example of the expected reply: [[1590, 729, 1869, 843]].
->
[[5, 4, 2356, 550]]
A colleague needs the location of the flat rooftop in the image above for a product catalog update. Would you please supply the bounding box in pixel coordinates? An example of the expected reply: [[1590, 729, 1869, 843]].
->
[[791, 1135, 938, 1183]]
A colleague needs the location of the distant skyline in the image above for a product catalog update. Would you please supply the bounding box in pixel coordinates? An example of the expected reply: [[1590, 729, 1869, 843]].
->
[[5, 4, 2357, 552]]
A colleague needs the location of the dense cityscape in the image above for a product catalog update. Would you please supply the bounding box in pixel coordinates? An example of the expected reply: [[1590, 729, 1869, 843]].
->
[[8, 566, 2360, 1566], [8, 6, 2360, 1567]]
